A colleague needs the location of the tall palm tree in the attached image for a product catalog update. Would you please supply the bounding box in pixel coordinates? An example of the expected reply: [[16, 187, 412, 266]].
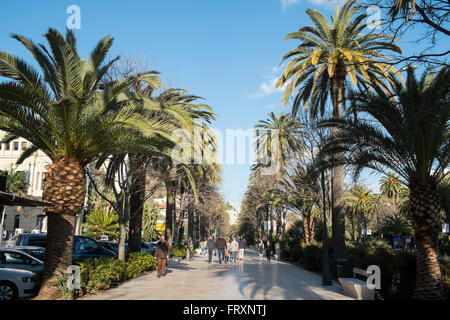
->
[[320, 66, 449, 299], [276, 0, 403, 259], [0, 29, 166, 299], [380, 172, 402, 207]]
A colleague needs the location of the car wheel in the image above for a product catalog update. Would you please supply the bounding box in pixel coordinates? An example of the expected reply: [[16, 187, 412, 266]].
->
[[0, 282, 18, 300]]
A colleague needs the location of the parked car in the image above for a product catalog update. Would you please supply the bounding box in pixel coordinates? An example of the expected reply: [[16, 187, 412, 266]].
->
[[98, 241, 156, 255], [0, 268, 38, 300], [10, 234, 117, 260], [6, 246, 46, 261], [0, 249, 44, 274]]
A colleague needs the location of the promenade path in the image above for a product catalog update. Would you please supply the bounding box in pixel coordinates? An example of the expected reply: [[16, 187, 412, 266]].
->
[[82, 250, 352, 300]]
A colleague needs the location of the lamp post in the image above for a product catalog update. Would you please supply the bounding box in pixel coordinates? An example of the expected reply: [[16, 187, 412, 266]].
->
[[321, 170, 332, 286]]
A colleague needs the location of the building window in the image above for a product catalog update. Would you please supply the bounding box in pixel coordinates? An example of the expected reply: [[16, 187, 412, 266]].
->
[[21, 142, 27, 150], [13, 142, 19, 151], [14, 215, 20, 230], [41, 173, 46, 190], [5, 143, 10, 151], [36, 215, 45, 232]]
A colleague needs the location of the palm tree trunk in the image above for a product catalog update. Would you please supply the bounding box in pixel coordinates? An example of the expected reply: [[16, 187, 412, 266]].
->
[[36, 159, 86, 300], [165, 181, 176, 245], [410, 183, 445, 300], [309, 216, 315, 243], [331, 73, 346, 259], [188, 204, 194, 250], [128, 154, 146, 253], [303, 215, 310, 244]]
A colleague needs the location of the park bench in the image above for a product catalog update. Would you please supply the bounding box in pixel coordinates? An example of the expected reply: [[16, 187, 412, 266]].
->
[[338, 267, 375, 300]]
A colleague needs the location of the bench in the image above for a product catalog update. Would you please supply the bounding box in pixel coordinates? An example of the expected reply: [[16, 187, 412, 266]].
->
[[338, 267, 375, 300]]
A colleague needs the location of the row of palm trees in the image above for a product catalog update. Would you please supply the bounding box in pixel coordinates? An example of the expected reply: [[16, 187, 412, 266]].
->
[[0, 29, 222, 299], [239, 0, 449, 300]]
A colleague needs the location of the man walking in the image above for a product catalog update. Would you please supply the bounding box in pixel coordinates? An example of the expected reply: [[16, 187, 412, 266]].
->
[[215, 234, 226, 264], [230, 237, 239, 263], [238, 237, 246, 260], [206, 235, 215, 263], [265, 239, 271, 263], [155, 235, 171, 278]]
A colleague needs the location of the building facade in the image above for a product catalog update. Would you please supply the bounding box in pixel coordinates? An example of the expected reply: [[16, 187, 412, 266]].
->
[[0, 133, 51, 239]]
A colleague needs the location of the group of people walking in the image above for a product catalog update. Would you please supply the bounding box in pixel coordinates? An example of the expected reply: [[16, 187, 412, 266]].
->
[[204, 234, 247, 264], [257, 239, 273, 263]]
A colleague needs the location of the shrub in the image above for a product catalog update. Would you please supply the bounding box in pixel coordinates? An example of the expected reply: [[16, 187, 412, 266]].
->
[[300, 244, 323, 271], [75, 252, 157, 297], [172, 245, 187, 258], [125, 252, 158, 278]]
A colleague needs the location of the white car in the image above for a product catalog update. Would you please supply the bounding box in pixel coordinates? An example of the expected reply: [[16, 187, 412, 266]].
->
[[0, 268, 38, 300]]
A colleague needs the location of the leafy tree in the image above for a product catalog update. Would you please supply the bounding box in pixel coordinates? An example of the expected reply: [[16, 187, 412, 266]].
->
[[0, 164, 28, 196], [142, 201, 163, 242]]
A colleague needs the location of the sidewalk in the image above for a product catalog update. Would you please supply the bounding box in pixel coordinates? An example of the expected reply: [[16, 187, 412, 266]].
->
[[82, 250, 352, 300]]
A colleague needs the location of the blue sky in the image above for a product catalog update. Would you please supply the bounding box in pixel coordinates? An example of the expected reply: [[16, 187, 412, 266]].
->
[[1, 0, 448, 210]]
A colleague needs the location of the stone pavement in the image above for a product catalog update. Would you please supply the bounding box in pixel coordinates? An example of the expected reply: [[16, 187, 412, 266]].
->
[[82, 250, 353, 300]]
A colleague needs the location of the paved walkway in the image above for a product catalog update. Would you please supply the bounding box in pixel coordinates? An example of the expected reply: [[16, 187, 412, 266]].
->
[[82, 250, 352, 300]]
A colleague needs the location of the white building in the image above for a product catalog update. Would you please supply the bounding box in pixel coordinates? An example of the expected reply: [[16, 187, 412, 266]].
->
[[0, 133, 51, 239], [227, 208, 239, 226]]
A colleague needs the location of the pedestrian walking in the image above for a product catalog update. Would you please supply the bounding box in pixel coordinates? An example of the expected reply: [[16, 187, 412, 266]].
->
[[265, 239, 271, 262], [215, 234, 226, 264], [225, 239, 230, 263], [238, 237, 246, 260], [155, 235, 171, 278], [206, 235, 215, 263], [230, 237, 239, 263], [258, 239, 264, 262]]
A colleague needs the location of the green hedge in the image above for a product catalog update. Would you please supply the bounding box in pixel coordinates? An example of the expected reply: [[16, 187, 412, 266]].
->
[[75, 252, 157, 296], [172, 245, 195, 258]]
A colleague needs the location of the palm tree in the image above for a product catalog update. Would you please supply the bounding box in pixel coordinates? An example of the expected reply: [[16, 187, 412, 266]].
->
[[82, 207, 119, 240], [0, 29, 164, 299], [345, 185, 373, 242], [276, 0, 403, 259], [320, 66, 449, 299], [380, 172, 402, 207], [254, 112, 304, 179], [379, 215, 413, 239]]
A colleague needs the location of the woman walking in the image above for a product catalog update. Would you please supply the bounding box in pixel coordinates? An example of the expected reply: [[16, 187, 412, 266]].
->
[[155, 235, 171, 278], [258, 239, 264, 262]]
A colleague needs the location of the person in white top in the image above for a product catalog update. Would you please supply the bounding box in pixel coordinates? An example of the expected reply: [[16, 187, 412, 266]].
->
[[230, 238, 239, 263]]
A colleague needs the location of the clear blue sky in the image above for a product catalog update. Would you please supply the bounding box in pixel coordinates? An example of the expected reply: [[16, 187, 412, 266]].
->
[[1, 0, 448, 210]]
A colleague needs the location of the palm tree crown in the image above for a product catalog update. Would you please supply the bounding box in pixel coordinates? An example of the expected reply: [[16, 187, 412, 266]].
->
[[276, 0, 403, 117]]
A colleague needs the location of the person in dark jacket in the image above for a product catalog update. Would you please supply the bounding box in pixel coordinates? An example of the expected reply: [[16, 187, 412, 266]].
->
[[265, 239, 271, 263], [155, 235, 171, 278], [238, 237, 247, 260], [214, 235, 226, 264], [206, 235, 216, 263]]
